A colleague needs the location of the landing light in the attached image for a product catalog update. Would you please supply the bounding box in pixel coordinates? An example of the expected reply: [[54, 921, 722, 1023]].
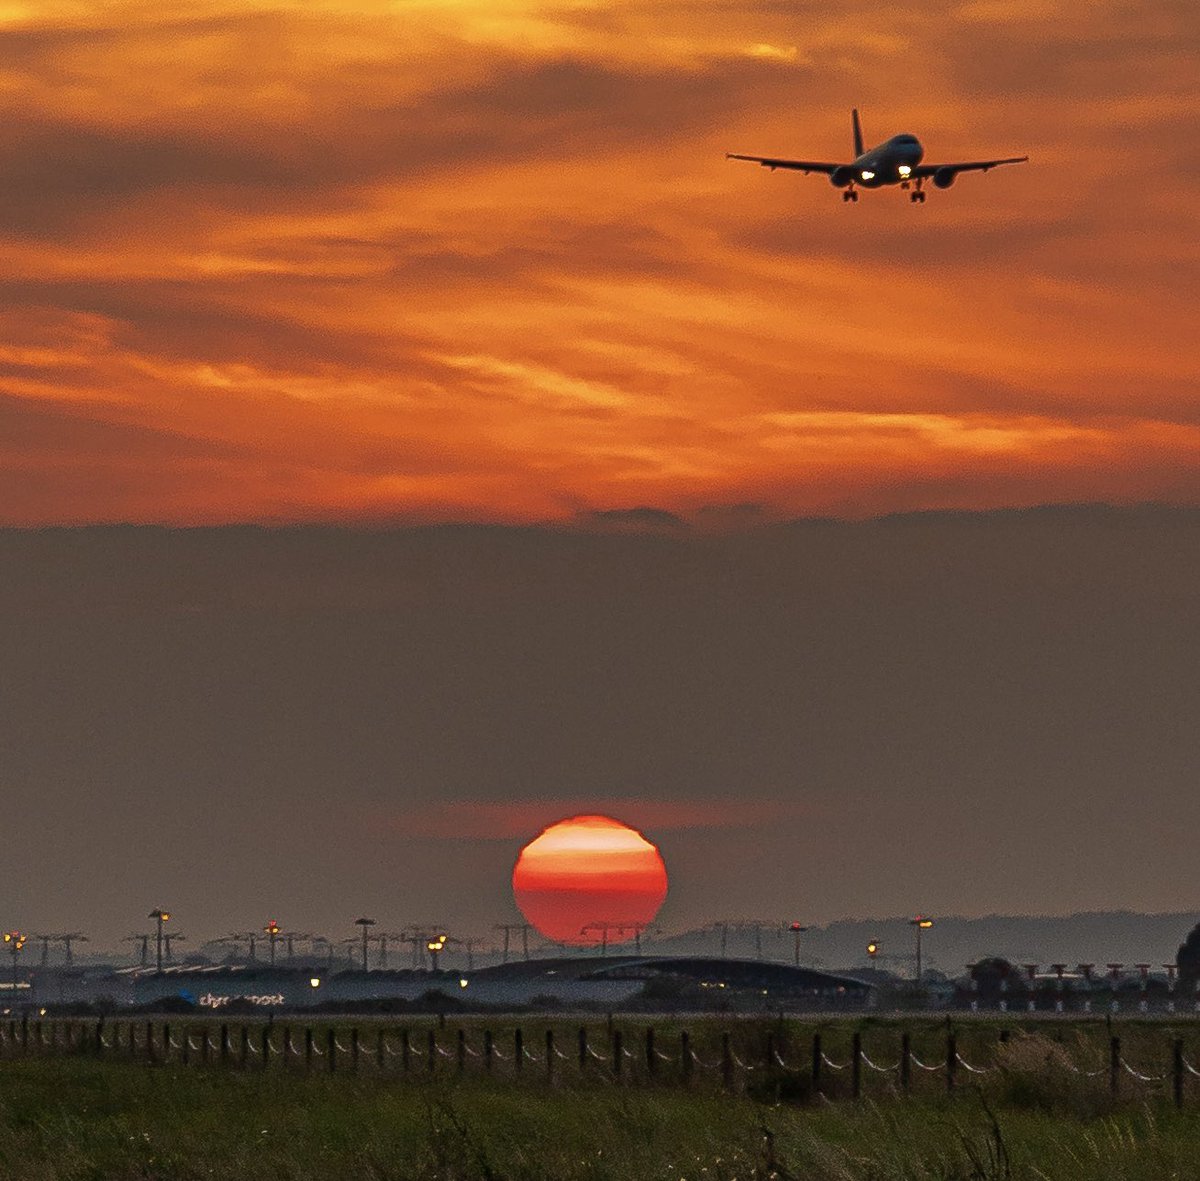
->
[[860, 170, 875, 181], [459, 978, 469, 989], [309, 977, 321, 988], [898, 165, 912, 177]]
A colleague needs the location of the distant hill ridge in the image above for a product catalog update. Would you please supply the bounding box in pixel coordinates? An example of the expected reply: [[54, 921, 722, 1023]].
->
[[648, 912, 1200, 976]]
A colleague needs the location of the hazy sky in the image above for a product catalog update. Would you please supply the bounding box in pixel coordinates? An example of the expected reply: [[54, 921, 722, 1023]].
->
[[0, 0, 1197, 526], [5, 510, 1200, 946]]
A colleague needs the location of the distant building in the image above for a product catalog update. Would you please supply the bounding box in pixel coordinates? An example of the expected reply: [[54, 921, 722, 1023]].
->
[[116, 956, 871, 1012]]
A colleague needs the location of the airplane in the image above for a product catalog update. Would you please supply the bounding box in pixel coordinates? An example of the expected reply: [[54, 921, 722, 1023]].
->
[[727, 108, 1028, 203]]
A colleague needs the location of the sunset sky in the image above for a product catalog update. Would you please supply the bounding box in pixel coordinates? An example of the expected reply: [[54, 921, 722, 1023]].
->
[[2, 0, 1197, 527], [3, 2, 1200, 955]]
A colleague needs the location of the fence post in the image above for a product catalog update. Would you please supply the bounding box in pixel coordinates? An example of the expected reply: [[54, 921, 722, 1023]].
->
[[220, 1023, 230, 1068], [458, 1029, 467, 1076], [376, 1029, 385, 1073], [765, 1032, 775, 1073], [852, 1032, 862, 1099], [401, 1028, 411, 1074], [162, 1022, 171, 1063], [681, 1030, 693, 1084], [546, 1029, 554, 1084], [514, 1028, 524, 1075], [181, 1025, 190, 1067], [427, 1028, 436, 1075], [484, 1029, 494, 1073], [945, 1030, 957, 1093], [811, 1032, 822, 1095], [721, 1032, 733, 1091], [239, 1026, 249, 1070], [613, 1030, 623, 1082], [1173, 1038, 1184, 1109], [327, 1027, 336, 1074], [351, 1028, 360, 1074], [1110, 1035, 1120, 1097], [578, 1026, 587, 1073], [201, 1026, 210, 1066], [95, 1018, 104, 1057], [261, 1025, 271, 1071], [647, 1027, 657, 1079], [305, 1027, 314, 1072], [21, 1014, 28, 1054], [283, 1026, 292, 1069], [900, 1031, 911, 1092]]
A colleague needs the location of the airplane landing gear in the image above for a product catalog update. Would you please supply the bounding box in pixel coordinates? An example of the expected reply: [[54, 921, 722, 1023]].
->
[[910, 190, 926, 203], [842, 187, 858, 203]]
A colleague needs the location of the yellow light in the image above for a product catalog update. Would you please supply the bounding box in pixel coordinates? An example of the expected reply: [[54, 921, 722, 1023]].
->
[[861, 170, 875, 181], [920, 920, 933, 929], [898, 164, 912, 177], [867, 943, 878, 954]]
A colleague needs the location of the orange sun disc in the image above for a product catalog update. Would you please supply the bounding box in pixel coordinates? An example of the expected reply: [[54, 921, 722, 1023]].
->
[[511, 815, 668, 946]]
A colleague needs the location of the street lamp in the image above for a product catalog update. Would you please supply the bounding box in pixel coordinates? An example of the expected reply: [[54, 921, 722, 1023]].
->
[[3, 932, 25, 1002], [353, 917, 376, 971], [909, 917, 933, 983], [264, 920, 282, 967], [867, 941, 880, 966], [148, 910, 170, 975]]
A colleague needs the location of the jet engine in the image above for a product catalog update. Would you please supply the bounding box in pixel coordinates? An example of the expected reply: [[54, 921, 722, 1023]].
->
[[933, 168, 957, 189], [830, 166, 855, 188]]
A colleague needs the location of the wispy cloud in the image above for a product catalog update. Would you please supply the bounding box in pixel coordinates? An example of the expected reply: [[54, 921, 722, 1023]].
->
[[382, 798, 813, 841], [0, 0, 1196, 524]]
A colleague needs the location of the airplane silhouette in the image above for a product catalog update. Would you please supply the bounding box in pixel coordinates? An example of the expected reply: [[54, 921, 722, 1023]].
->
[[728, 108, 1028, 203]]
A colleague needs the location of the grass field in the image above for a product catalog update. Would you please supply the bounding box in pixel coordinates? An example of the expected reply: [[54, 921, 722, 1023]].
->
[[3, 1026, 1200, 1179]]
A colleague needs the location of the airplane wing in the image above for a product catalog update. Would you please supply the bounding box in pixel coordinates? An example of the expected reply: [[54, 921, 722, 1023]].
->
[[726, 153, 842, 175], [913, 156, 1028, 178]]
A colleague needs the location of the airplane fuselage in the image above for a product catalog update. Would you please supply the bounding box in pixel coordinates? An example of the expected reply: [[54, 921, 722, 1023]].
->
[[835, 134, 924, 188]]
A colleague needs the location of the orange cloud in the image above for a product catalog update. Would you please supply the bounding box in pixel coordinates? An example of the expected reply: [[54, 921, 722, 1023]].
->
[[0, 0, 1196, 525]]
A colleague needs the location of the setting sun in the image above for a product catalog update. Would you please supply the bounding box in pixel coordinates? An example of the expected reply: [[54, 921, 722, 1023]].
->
[[511, 815, 669, 946]]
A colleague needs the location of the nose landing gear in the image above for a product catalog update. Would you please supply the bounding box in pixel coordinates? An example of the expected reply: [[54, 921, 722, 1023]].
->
[[842, 186, 858, 203]]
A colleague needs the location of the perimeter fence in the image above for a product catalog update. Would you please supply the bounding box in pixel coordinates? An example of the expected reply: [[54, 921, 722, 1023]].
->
[[2, 1016, 1199, 1107]]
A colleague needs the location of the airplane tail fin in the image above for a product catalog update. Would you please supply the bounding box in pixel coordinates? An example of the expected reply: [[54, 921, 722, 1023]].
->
[[852, 108, 864, 157]]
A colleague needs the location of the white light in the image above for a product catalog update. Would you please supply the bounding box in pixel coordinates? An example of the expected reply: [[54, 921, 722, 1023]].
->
[[309, 977, 321, 988], [861, 170, 875, 180], [459, 978, 469, 989], [898, 164, 912, 177]]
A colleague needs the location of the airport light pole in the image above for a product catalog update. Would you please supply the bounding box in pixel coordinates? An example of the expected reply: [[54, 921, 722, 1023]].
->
[[354, 918, 376, 971], [264, 920, 282, 967], [789, 922, 809, 967], [4, 932, 25, 1002], [148, 910, 170, 975], [909, 916, 933, 983], [426, 933, 447, 972]]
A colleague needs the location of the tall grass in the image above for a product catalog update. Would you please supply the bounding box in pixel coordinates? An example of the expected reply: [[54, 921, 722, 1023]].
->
[[0, 1057, 1199, 1179]]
